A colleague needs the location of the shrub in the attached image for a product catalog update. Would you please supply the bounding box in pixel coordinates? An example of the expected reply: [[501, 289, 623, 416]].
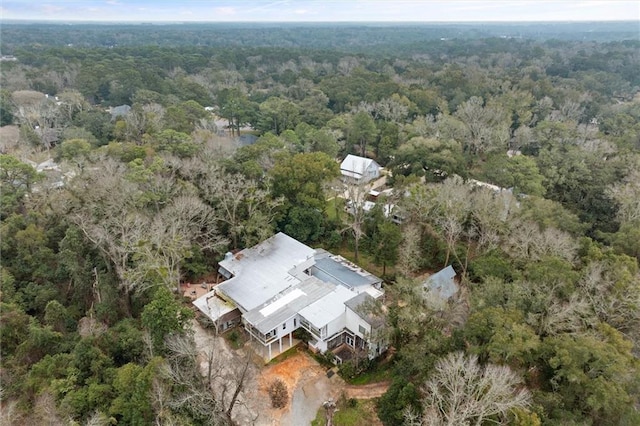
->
[[293, 327, 312, 343], [268, 379, 288, 409], [338, 357, 372, 380], [376, 378, 421, 426], [228, 330, 238, 342]]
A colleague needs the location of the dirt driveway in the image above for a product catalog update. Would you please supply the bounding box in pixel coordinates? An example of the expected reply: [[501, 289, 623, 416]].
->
[[260, 351, 345, 426], [192, 321, 345, 425], [191, 320, 388, 425]]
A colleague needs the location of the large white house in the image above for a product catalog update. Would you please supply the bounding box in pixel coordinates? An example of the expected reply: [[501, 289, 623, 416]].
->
[[340, 154, 381, 184], [193, 233, 386, 362]]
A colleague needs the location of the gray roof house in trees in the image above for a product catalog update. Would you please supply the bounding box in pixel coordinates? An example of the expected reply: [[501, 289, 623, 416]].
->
[[108, 104, 131, 120], [340, 154, 381, 184], [194, 232, 385, 361], [422, 265, 458, 300]]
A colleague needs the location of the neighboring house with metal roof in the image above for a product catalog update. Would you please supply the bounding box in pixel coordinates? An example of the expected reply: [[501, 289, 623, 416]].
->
[[194, 232, 386, 361], [340, 154, 381, 184], [108, 104, 131, 120], [422, 265, 459, 301]]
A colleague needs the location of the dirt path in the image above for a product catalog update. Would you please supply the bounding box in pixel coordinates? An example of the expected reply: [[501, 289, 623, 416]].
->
[[345, 381, 391, 399], [261, 351, 345, 426]]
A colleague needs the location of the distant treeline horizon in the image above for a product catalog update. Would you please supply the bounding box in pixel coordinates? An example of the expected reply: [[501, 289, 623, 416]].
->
[[1, 20, 638, 53]]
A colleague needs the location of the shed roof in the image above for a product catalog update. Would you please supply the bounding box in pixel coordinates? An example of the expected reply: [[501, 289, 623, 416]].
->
[[340, 154, 379, 176], [193, 289, 237, 322], [216, 233, 315, 312], [109, 104, 131, 118], [423, 265, 458, 300]]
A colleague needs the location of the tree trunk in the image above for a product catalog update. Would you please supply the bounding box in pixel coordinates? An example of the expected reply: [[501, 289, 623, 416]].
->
[[225, 358, 250, 419], [354, 235, 360, 263]]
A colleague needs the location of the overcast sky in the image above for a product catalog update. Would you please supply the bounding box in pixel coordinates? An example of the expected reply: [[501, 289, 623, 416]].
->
[[1, 0, 639, 22]]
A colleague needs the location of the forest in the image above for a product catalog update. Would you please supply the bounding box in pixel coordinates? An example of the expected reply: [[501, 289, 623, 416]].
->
[[1, 22, 639, 425]]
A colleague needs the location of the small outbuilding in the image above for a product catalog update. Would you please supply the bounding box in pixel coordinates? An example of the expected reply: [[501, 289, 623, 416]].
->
[[340, 154, 381, 184], [422, 265, 458, 301]]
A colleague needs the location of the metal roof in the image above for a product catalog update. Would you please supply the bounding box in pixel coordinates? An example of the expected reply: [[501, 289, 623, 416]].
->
[[344, 292, 385, 328], [193, 289, 237, 321], [216, 233, 316, 311], [423, 265, 458, 300], [243, 277, 334, 334], [311, 250, 382, 290], [298, 284, 355, 329], [340, 154, 379, 176]]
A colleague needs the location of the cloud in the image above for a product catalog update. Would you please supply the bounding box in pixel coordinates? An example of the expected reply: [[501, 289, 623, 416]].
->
[[247, 1, 291, 13], [1, 0, 637, 22], [41, 3, 66, 15], [214, 7, 236, 16]]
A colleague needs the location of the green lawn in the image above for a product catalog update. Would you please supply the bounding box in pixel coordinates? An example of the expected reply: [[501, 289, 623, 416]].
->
[[345, 361, 393, 385], [311, 398, 380, 426], [326, 197, 346, 222]]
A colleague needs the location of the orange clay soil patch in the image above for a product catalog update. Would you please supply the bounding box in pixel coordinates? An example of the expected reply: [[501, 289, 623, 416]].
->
[[258, 350, 322, 393]]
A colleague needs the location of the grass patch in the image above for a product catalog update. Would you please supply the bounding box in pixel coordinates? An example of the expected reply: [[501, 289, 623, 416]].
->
[[222, 328, 246, 350], [311, 397, 381, 426], [345, 365, 392, 385], [345, 361, 393, 385], [326, 197, 346, 222]]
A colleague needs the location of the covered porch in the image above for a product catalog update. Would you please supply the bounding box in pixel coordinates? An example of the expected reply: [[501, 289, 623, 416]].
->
[[245, 327, 300, 362]]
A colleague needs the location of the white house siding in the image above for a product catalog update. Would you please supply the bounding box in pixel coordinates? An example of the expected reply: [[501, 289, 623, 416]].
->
[[345, 308, 371, 341], [325, 313, 347, 342]]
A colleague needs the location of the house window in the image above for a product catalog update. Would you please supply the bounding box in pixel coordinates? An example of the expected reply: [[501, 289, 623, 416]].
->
[[346, 336, 354, 347], [282, 323, 286, 330], [359, 325, 367, 335], [294, 318, 297, 327]]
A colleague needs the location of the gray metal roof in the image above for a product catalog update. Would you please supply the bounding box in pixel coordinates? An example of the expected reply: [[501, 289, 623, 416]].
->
[[423, 265, 458, 300], [193, 289, 237, 321], [340, 154, 379, 176], [311, 250, 381, 289], [298, 284, 355, 329], [243, 277, 334, 334], [345, 292, 385, 328], [216, 233, 316, 312]]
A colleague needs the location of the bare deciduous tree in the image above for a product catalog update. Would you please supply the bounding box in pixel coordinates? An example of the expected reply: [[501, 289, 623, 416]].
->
[[67, 158, 153, 310], [342, 178, 370, 263], [432, 176, 473, 269], [398, 223, 423, 276], [469, 189, 514, 253], [504, 220, 577, 262], [607, 166, 640, 225], [163, 334, 229, 425], [207, 172, 281, 249], [181, 159, 281, 249], [409, 352, 531, 426], [454, 96, 510, 154], [527, 292, 593, 337], [578, 260, 640, 342]]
